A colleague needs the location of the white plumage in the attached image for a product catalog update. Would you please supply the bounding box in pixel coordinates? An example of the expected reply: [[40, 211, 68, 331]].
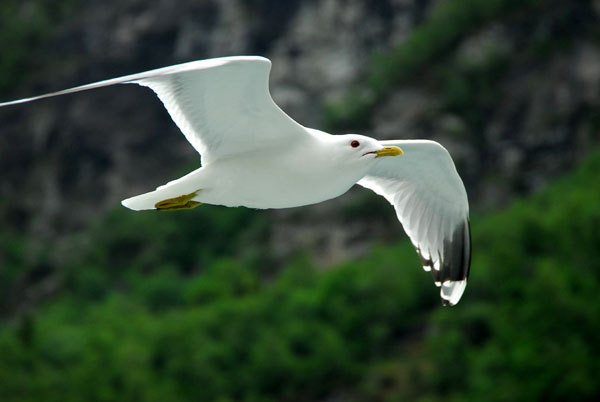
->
[[0, 56, 471, 305], [358, 140, 470, 305]]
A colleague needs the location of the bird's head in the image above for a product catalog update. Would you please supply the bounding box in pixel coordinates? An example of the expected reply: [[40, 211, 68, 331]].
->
[[331, 134, 403, 166]]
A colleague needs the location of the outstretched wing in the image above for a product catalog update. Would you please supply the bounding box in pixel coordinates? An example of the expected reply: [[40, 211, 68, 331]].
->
[[358, 140, 471, 306], [0, 56, 307, 164]]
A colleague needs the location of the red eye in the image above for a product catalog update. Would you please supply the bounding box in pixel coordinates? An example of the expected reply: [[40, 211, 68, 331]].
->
[[350, 140, 360, 148]]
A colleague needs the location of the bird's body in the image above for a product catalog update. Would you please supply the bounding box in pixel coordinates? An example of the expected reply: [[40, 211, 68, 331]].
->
[[124, 129, 377, 210], [0, 56, 471, 306]]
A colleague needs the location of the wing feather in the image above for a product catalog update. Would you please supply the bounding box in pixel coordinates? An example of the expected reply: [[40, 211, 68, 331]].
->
[[0, 56, 307, 164], [358, 140, 471, 306]]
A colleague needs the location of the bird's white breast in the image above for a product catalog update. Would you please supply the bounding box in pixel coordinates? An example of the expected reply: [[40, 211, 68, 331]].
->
[[196, 141, 367, 209]]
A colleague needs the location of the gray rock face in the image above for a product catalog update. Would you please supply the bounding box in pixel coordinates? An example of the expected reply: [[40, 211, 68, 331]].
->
[[0, 0, 598, 266]]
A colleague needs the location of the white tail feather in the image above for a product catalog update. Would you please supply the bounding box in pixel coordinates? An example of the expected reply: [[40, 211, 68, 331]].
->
[[121, 167, 204, 211]]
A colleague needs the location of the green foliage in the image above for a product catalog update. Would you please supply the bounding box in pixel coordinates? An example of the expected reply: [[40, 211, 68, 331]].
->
[[436, 46, 511, 145], [369, 0, 525, 93], [356, 150, 600, 402], [2, 1, 599, 400], [324, 0, 544, 130], [58, 203, 271, 307], [0, 246, 433, 402], [0, 232, 53, 315], [1, 149, 600, 401], [0, 0, 78, 92]]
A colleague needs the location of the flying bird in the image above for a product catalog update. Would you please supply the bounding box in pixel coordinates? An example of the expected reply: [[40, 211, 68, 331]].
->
[[0, 56, 471, 305]]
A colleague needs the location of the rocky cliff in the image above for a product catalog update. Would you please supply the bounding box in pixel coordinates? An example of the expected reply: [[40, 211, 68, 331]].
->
[[1, 0, 599, 267]]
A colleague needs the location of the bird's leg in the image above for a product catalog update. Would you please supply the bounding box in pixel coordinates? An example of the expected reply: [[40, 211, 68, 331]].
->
[[155, 190, 202, 211]]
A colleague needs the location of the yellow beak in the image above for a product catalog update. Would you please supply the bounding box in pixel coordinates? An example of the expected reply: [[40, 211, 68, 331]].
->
[[374, 146, 403, 158]]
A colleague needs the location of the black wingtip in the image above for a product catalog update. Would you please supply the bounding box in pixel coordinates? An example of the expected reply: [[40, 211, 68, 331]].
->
[[436, 219, 471, 306]]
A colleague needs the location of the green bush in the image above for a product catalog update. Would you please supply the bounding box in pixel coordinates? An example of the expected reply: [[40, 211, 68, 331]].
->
[[324, 0, 545, 130], [0, 0, 78, 92], [1, 150, 599, 401], [363, 150, 600, 402]]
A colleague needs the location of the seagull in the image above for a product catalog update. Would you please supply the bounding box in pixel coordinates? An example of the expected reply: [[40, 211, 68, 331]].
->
[[0, 56, 471, 306]]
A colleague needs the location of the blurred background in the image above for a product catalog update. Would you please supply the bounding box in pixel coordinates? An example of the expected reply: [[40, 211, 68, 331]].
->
[[0, 0, 599, 401]]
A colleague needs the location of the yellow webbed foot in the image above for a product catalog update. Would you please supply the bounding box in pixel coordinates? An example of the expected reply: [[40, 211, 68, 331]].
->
[[155, 190, 202, 211]]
